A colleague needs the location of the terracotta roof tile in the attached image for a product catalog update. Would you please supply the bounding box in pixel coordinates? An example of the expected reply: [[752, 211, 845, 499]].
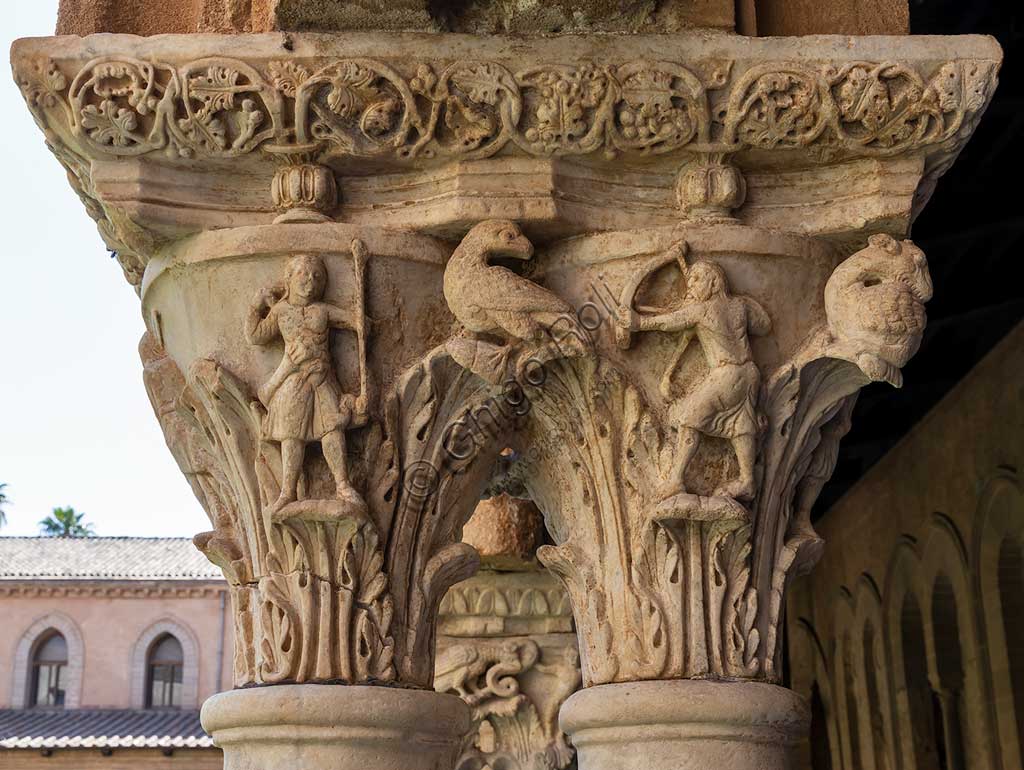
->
[[0, 708, 214, 749], [0, 537, 222, 580]]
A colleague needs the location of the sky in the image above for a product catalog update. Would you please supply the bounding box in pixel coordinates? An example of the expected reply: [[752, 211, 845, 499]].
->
[[0, 3, 211, 537]]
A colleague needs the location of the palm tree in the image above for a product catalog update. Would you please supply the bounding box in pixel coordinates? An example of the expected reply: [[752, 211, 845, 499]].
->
[[39, 506, 96, 537], [0, 483, 8, 530]]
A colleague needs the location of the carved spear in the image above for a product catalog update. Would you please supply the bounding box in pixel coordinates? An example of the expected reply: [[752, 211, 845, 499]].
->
[[351, 238, 369, 418]]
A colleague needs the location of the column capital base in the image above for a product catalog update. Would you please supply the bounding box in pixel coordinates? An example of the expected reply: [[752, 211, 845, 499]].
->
[[202, 684, 470, 770], [561, 680, 808, 770]]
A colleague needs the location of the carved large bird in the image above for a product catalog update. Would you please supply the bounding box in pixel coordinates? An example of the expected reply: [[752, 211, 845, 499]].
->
[[443, 220, 591, 379]]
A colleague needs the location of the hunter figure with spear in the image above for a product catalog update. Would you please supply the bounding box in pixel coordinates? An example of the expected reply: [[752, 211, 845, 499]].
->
[[245, 240, 371, 521]]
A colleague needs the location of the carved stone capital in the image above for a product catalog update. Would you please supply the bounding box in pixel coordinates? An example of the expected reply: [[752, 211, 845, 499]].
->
[[440, 222, 934, 687], [137, 222, 519, 689], [436, 559, 581, 770], [10, 23, 999, 732]]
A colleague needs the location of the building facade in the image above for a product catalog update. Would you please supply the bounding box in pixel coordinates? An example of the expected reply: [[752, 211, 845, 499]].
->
[[0, 537, 230, 768], [788, 321, 1024, 770]]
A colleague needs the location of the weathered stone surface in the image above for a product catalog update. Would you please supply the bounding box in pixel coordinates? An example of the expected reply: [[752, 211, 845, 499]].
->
[[462, 494, 545, 562], [11, 31, 1000, 281], [436, 553, 579, 770], [202, 685, 471, 770], [562, 680, 809, 770], [9, 17, 1000, 770], [56, 0, 734, 36], [755, 0, 908, 36]]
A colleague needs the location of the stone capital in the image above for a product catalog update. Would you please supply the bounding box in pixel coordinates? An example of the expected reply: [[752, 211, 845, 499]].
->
[[10, 23, 1002, 770]]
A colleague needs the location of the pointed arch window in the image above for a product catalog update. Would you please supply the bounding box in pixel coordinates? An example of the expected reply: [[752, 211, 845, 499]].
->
[[146, 634, 184, 708], [29, 632, 68, 708]]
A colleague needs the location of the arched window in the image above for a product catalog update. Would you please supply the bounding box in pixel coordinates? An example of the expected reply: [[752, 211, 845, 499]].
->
[[931, 574, 967, 770], [29, 632, 68, 708], [997, 537, 1024, 763], [146, 634, 184, 709], [901, 592, 941, 768]]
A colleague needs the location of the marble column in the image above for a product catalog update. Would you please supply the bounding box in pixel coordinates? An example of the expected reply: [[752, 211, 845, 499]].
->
[[11, 20, 1000, 770]]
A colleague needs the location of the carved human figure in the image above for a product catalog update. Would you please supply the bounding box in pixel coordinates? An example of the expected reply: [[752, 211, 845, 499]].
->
[[245, 253, 367, 518], [623, 242, 771, 501]]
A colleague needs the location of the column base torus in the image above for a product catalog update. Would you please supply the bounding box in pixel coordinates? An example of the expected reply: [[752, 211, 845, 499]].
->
[[201, 684, 471, 770], [560, 680, 809, 770]]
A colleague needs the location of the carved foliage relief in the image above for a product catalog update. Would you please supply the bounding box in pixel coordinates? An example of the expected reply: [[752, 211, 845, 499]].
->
[[16, 54, 995, 163], [440, 223, 933, 687], [436, 638, 581, 770], [140, 240, 521, 688]]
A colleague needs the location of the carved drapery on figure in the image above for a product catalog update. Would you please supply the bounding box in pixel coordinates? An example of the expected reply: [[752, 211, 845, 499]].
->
[[139, 229, 536, 687], [15, 31, 995, 711], [441, 223, 934, 687]]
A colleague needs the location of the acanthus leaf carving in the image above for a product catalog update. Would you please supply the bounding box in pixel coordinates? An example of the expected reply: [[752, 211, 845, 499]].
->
[[140, 233, 531, 689], [752, 233, 933, 678], [439, 221, 933, 689]]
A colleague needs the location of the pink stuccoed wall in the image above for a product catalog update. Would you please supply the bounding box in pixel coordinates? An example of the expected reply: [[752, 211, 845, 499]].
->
[[0, 580, 232, 709]]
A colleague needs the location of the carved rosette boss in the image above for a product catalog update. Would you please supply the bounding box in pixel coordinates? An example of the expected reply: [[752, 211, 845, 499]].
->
[[12, 28, 1000, 770]]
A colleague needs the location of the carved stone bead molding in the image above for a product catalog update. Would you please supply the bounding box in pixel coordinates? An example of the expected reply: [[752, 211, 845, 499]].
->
[[11, 33, 1000, 290], [442, 222, 935, 688]]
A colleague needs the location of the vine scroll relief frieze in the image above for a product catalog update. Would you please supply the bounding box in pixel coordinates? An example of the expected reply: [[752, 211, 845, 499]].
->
[[15, 53, 996, 164]]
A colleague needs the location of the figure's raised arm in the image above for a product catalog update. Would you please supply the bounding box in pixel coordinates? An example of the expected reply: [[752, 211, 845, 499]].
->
[[245, 287, 283, 345], [327, 304, 358, 331], [634, 304, 702, 333], [741, 296, 772, 336]]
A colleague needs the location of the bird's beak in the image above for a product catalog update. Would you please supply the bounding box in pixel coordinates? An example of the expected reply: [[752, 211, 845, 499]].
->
[[505, 234, 534, 260]]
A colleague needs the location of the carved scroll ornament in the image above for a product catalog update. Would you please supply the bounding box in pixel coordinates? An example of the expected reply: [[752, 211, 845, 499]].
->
[[15, 52, 996, 164], [435, 638, 581, 770]]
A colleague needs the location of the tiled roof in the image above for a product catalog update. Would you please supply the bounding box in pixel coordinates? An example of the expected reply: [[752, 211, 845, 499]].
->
[[0, 708, 214, 749], [0, 537, 222, 580]]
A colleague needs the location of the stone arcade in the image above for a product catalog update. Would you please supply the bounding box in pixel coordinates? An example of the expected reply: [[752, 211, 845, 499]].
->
[[10, 3, 1001, 769]]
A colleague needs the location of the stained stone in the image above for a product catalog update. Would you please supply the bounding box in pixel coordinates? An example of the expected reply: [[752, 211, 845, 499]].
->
[[11, 16, 1001, 770]]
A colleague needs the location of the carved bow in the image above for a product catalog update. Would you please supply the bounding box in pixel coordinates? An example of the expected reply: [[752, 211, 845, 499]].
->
[[614, 240, 689, 350]]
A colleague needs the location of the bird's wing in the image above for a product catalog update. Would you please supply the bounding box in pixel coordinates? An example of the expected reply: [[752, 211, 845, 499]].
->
[[475, 266, 574, 315]]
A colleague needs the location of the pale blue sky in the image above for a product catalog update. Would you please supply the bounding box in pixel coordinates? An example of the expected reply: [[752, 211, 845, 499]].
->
[[0, 3, 210, 537]]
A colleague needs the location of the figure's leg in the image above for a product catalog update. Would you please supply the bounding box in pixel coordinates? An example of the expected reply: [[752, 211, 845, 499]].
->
[[322, 429, 351, 493], [272, 438, 303, 512], [719, 434, 757, 501], [660, 426, 701, 498]]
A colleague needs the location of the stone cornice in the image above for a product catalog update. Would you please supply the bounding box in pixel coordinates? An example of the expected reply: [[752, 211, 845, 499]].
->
[[10, 32, 1001, 290], [0, 579, 227, 599], [13, 33, 999, 167]]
